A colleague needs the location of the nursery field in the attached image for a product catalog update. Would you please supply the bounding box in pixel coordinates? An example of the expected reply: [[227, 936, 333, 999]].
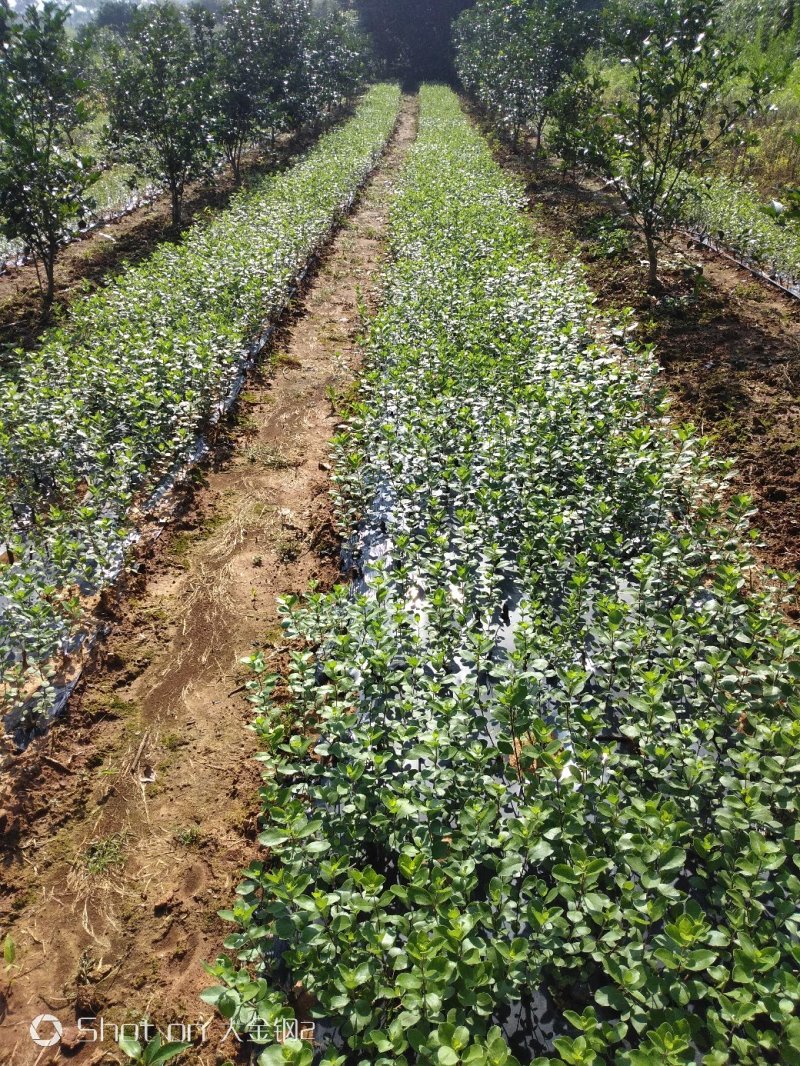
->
[[1, 74, 799, 1066], [206, 86, 800, 1064], [0, 83, 400, 736], [0, 130, 339, 355]]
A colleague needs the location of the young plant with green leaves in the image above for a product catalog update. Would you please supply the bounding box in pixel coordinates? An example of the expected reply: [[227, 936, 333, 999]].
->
[[117, 1032, 191, 1066], [683, 173, 800, 282]]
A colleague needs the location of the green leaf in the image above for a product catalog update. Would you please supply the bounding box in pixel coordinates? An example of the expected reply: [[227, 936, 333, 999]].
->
[[146, 1040, 193, 1066], [528, 840, 554, 862], [258, 1046, 287, 1066], [685, 949, 717, 971], [595, 986, 630, 1014], [553, 865, 581, 884], [659, 847, 686, 874], [199, 985, 226, 1005], [118, 1033, 143, 1060], [217, 991, 240, 1020], [306, 839, 331, 854], [259, 830, 290, 848]]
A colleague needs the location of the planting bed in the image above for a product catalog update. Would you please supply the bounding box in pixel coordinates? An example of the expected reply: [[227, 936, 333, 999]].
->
[[684, 176, 800, 293], [209, 87, 800, 1065], [485, 134, 800, 582], [0, 84, 401, 732]]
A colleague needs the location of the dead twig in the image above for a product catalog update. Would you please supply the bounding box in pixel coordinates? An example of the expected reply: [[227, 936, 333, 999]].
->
[[43, 755, 73, 774]]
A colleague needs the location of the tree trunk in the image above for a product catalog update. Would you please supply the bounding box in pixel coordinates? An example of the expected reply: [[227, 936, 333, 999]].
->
[[42, 242, 56, 315], [535, 119, 545, 155], [170, 184, 182, 228], [645, 231, 660, 293]]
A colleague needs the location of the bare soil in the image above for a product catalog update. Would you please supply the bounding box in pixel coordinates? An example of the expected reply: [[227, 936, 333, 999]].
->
[[478, 115, 800, 593], [0, 95, 418, 1065]]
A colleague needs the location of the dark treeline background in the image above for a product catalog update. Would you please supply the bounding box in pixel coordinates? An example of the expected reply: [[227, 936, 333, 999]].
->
[[78, 0, 475, 81], [351, 0, 472, 81]]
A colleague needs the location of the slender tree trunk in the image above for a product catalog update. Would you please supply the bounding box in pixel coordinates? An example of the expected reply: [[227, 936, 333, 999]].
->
[[170, 183, 182, 228], [42, 241, 56, 315], [535, 118, 545, 155], [645, 231, 660, 293]]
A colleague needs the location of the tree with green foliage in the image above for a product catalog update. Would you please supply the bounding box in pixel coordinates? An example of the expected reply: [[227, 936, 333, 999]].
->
[[306, 9, 371, 118], [561, 0, 770, 290], [211, 0, 270, 182], [549, 62, 606, 174], [103, 1, 215, 226], [92, 1, 139, 36], [0, 0, 93, 312], [454, 0, 594, 151], [211, 0, 367, 181], [455, 0, 538, 148], [273, 0, 319, 133]]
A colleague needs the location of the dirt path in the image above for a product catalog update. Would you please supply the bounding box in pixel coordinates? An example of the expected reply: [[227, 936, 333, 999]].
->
[[0, 94, 418, 1066], [474, 110, 800, 589]]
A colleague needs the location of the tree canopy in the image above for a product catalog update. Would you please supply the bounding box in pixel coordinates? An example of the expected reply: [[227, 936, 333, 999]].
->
[[0, 0, 92, 309]]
